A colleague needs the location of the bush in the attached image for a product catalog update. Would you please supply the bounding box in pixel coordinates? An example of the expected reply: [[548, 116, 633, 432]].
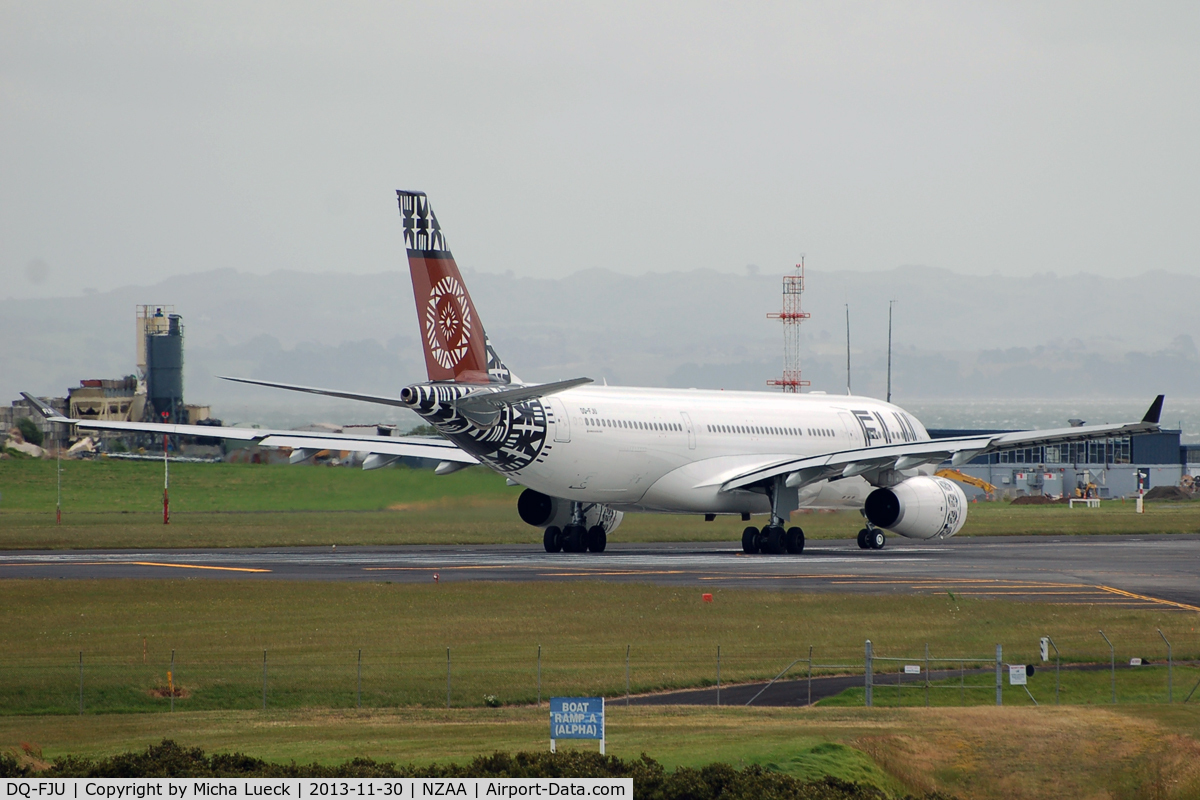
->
[[15, 417, 43, 447], [32, 740, 956, 799]]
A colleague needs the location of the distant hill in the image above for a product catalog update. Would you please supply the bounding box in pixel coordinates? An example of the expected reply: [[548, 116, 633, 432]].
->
[[3, 266, 1198, 424]]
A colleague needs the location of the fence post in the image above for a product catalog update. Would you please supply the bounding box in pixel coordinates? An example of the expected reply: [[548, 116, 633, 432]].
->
[[1045, 636, 1060, 704], [1099, 630, 1115, 704], [170, 649, 175, 713], [924, 643, 930, 707], [716, 646, 721, 707], [78, 651, 83, 715], [1158, 629, 1172, 703], [864, 640, 873, 708], [262, 650, 267, 710], [357, 649, 362, 709], [625, 645, 630, 706], [446, 648, 451, 709], [807, 645, 813, 707], [537, 645, 542, 707], [995, 644, 1002, 706]]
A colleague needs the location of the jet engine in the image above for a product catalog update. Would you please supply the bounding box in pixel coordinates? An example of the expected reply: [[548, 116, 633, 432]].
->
[[864, 476, 967, 540], [517, 489, 624, 533]]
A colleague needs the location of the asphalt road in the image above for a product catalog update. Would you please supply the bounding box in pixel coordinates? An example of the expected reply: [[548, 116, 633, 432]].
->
[[2, 534, 1198, 611]]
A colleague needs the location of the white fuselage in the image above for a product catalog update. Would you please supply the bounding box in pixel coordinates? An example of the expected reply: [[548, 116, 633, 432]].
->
[[507, 387, 932, 515]]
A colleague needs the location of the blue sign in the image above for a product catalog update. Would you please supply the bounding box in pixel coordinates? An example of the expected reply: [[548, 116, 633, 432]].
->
[[550, 696, 604, 740]]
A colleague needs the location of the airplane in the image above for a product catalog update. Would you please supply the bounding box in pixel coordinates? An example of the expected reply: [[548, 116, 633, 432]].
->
[[24, 189, 1165, 555]]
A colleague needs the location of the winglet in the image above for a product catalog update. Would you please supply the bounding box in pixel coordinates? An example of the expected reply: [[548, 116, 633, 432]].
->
[[19, 392, 72, 422], [1142, 394, 1165, 425]]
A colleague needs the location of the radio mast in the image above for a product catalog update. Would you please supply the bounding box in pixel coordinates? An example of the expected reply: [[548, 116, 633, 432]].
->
[[767, 259, 811, 392]]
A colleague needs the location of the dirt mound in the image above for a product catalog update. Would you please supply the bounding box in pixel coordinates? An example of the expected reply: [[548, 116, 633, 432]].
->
[[1010, 495, 1065, 505], [1144, 485, 1192, 501]]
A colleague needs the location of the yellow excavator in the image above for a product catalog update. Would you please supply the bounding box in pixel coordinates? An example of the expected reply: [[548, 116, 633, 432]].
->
[[935, 468, 997, 500]]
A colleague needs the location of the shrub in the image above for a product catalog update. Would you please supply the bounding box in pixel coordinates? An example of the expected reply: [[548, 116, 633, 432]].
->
[[33, 740, 956, 799], [15, 417, 43, 446]]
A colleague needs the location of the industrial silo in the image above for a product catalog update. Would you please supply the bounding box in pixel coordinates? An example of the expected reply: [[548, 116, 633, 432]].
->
[[146, 313, 184, 422]]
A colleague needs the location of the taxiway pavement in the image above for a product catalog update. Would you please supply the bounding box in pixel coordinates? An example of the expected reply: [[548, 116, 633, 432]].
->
[[1, 534, 1198, 611]]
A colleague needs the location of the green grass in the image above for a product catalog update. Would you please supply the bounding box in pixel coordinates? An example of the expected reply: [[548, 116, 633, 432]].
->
[[0, 458, 518, 513], [2, 458, 1199, 550], [1, 579, 1195, 715], [5, 705, 1200, 799], [817, 664, 1200, 707]]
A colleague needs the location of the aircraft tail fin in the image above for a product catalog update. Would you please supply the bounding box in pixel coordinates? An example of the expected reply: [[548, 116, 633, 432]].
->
[[398, 190, 514, 384]]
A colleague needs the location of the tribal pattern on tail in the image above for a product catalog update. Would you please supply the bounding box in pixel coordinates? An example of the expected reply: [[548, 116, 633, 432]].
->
[[406, 383, 546, 472]]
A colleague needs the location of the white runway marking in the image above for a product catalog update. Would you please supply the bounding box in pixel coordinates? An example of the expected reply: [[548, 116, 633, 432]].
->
[[0, 550, 933, 568]]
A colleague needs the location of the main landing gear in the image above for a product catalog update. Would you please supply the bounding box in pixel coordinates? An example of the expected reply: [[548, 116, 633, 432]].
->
[[543, 501, 607, 553], [741, 525, 805, 555], [543, 525, 607, 553], [741, 476, 806, 555], [857, 527, 886, 550]]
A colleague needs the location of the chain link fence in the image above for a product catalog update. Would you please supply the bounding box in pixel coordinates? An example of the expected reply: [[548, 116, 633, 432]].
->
[[5, 629, 1197, 715]]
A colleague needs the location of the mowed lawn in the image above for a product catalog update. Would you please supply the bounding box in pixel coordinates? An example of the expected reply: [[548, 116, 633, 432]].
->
[[1, 458, 1198, 549], [5, 705, 1200, 800], [1, 579, 1194, 715]]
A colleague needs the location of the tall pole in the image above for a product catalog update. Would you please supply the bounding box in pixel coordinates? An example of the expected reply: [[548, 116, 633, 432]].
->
[[56, 437, 62, 525], [1158, 629, 1172, 703], [995, 644, 1002, 706], [1100, 630, 1115, 703], [162, 412, 170, 525], [845, 305, 852, 395], [886, 301, 893, 404], [716, 645, 721, 707], [625, 644, 631, 706]]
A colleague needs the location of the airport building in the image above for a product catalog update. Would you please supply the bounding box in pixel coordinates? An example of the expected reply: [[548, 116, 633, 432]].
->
[[933, 428, 1198, 499]]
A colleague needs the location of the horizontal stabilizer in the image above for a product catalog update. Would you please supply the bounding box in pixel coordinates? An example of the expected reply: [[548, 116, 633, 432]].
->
[[457, 378, 592, 411], [454, 377, 592, 427], [218, 377, 408, 408]]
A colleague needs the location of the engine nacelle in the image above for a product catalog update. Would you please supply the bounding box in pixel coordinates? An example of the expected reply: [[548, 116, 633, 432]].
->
[[864, 476, 967, 540], [516, 489, 624, 534]]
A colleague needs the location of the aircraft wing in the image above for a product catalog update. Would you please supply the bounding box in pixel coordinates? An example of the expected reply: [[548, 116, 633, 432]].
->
[[720, 395, 1164, 493], [18, 393, 479, 466]]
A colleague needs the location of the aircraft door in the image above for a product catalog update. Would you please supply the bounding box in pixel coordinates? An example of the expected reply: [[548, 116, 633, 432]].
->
[[680, 411, 696, 450], [548, 398, 571, 443], [837, 412, 865, 447]]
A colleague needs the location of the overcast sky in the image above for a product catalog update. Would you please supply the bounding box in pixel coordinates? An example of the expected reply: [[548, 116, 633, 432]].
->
[[2, 2, 1198, 300]]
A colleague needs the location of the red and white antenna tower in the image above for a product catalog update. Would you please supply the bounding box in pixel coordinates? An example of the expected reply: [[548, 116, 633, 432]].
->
[[767, 258, 811, 392]]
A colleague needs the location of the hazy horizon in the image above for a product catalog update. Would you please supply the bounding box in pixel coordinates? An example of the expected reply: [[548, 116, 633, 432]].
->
[[4, 3, 1198, 299]]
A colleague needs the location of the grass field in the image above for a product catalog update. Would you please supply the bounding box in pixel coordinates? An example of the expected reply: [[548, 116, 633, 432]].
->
[[5, 705, 1200, 799], [2, 579, 1195, 715], [1, 458, 1198, 550]]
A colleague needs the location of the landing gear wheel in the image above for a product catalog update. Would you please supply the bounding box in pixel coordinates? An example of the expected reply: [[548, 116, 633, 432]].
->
[[544, 526, 563, 553], [857, 529, 870, 550], [764, 525, 786, 555], [870, 529, 886, 550], [563, 524, 587, 553], [785, 527, 805, 554], [586, 525, 607, 553], [741, 526, 760, 554]]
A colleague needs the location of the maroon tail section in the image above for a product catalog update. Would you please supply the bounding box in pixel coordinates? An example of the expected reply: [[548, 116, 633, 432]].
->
[[398, 191, 491, 384]]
